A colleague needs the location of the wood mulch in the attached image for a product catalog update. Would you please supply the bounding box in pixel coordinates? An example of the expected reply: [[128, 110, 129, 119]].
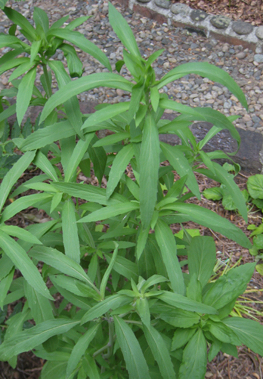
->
[[172, 0, 263, 26]]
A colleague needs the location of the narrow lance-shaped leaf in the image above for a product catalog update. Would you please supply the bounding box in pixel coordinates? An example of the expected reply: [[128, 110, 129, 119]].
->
[[47, 28, 111, 71], [0, 150, 35, 214], [29, 245, 97, 291], [4, 6, 37, 41], [81, 294, 131, 324], [155, 219, 185, 295], [114, 316, 151, 379], [140, 112, 160, 229], [34, 151, 59, 182], [82, 102, 130, 130], [223, 317, 263, 356], [159, 62, 247, 109], [62, 198, 81, 263], [0, 231, 53, 300], [162, 202, 251, 248], [24, 282, 54, 324], [17, 67, 37, 125], [0, 318, 80, 361], [40, 73, 132, 124], [188, 236, 216, 288], [159, 99, 240, 146], [66, 324, 99, 378], [0, 225, 42, 245], [64, 133, 94, 182], [108, 2, 141, 59], [48, 60, 83, 137], [100, 243, 119, 299], [107, 144, 135, 199], [143, 324, 176, 379], [179, 329, 207, 379], [161, 141, 200, 199], [78, 201, 139, 223], [15, 120, 75, 151]]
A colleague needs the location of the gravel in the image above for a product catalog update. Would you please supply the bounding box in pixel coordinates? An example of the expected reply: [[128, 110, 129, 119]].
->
[[0, 0, 263, 132]]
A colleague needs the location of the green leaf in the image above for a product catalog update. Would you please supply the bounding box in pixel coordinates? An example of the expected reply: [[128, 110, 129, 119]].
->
[[0, 225, 42, 245], [81, 294, 131, 324], [159, 307, 200, 328], [150, 86, 160, 113], [1, 193, 52, 223], [9, 61, 34, 83], [203, 162, 248, 221], [15, 120, 75, 151], [159, 62, 247, 109], [100, 243, 119, 299], [114, 316, 151, 379], [33, 7, 49, 33], [143, 324, 176, 379], [62, 199, 81, 263], [207, 321, 241, 346], [48, 60, 83, 137], [179, 329, 207, 379], [50, 274, 100, 301], [108, 3, 141, 59], [137, 297, 151, 326], [4, 7, 37, 42], [88, 137, 107, 184], [0, 104, 16, 124], [29, 246, 95, 288], [47, 28, 111, 71], [155, 219, 185, 295], [78, 201, 139, 223], [188, 236, 216, 288], [171, 328, 196, 351], [82, 102, 130, 130], [66, 323, 99, 378], [0, 231, 52, 300], [16, 67, 36, 126], [223, 317, 263, 356], [104, 253, 138, 281], [162, 202, 251, 248], [158, 291, 217, 314], [82, 356, 100, 379], [0, 150, 35, 214], [159, 99, 240, 146], [30, 40, 41, 64], [34, 151, 59, 182], [0, 267, 14, 309], [93, 132, 130, 147], [52, 182, 124, 206], [203, 263, 256, 310], [160, 142, 200, 199], [60, 43, 83, 78], [247, 174, 263, 199], [203, 187, 222, 201], [64, 134, 94, 182], [0, 318, 80, 361], [65, 15, 91, 31], [40, 73, 132, 123], [106, 144, 134, 199], [41, 361, 67, 379], [24, 282, 54, 324], [140, 112, 160, 228]]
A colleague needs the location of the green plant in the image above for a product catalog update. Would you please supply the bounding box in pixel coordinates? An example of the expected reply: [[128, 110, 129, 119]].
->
[[0, 3, 262, 379]]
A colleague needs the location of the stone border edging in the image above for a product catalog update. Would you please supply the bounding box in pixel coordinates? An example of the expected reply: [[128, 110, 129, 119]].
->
[[115, 0, 263, 57]]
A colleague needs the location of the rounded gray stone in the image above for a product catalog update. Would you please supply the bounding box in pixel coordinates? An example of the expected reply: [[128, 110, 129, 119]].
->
[[210, 15, 231, 29], [171, 3, 190, 15], [137, 0, 151, 3], [232, 21, 253, 35], [236, 51, 246, 59], [154, 0, 170, 9], [256, 26, 263, 40], [190, 9, 207, 22], [254, 54, 263, 63]]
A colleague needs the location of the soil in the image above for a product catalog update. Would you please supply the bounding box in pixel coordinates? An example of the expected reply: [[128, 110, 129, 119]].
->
[[172, 0, 263, 26], [0, 167, 263, 379]]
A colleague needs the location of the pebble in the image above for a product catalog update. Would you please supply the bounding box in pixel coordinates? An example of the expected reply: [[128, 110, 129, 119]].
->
[[0, 0, 262, 136]]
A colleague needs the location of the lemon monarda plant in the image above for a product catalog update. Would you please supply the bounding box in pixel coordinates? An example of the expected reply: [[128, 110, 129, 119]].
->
[[0, 2, 262, 378]]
